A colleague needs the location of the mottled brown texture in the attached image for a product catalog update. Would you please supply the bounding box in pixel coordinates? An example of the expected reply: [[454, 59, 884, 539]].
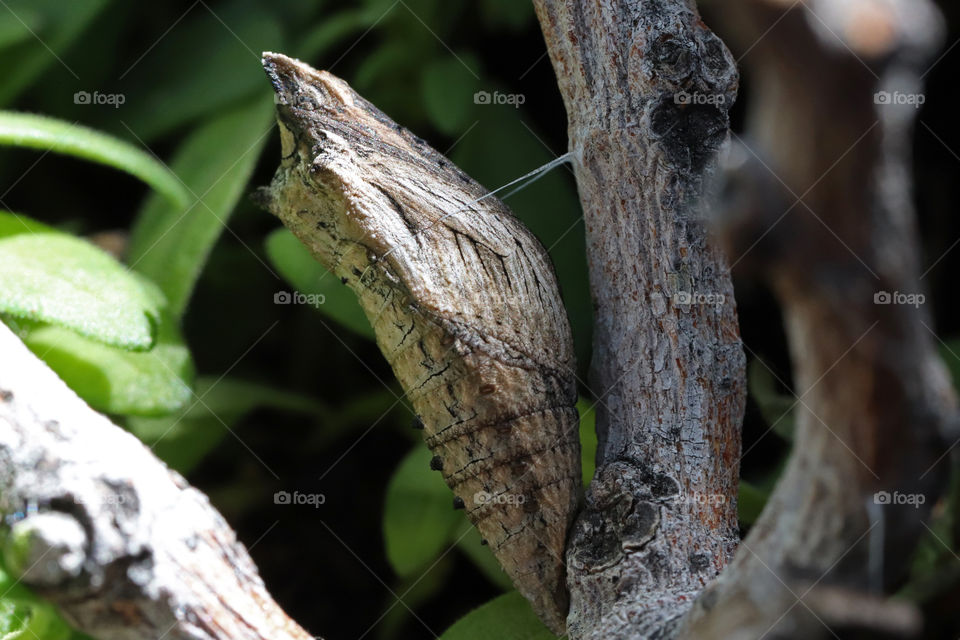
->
[[255, 53, 581, 634], [532, 1, 746, 637]]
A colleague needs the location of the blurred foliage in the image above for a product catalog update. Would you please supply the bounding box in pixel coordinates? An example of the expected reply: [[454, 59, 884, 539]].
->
[[0, 0, 956, 639], [438, 591, 558, 640], [0, 212, 162, 350], [747, 357, 795, 441], [15, 313, 194, 416], [381, 402, 601, 598], [0, 112, 189, 207], [127, 96, 275, 317], [126, 376, 326, 474], [0, 565, 80, 640], [265, 227, 374, 339]]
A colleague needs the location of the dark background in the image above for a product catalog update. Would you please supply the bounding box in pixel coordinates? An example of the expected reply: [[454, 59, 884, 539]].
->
[[0, 1, 957, 638]]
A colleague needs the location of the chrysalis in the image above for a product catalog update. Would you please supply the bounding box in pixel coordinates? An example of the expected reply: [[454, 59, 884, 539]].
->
[[256, 53, 580, 634]]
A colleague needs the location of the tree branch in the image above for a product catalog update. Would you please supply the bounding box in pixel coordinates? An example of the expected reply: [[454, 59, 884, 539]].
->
[[0, 321, 315, 640], [682, 0, 959, 637], [532, 1, 746, 637]]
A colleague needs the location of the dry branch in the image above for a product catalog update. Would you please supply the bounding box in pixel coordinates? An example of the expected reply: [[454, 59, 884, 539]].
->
[[0, 321, 314, 640], [531, 0, 959, 637], [681, 0, 959, 638], [532, 1, 746, 637]]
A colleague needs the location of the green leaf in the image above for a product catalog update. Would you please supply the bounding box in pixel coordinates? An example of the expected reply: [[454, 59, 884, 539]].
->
[[0, 229, 161, 350], [747, 358, 796, 440], [331, 389, 399, 427], [17, 311, 194, 416], [737, 479, 770, 526], [119, 4, 283, 140], [479, 0, 535, 30], [383, 445, 463, 578], [296, 8, 384, 60], [0, 0, 112, 105], [453, 521, 513, 592], [376, 556, 454, 640], [420, 56, 482, 135], [352, 39, 431, 126], [903, 466, 960, 600], [126, 377, 325, 474], [938, 339, 960, 390], [439, 592, 558, 640], [0, 112, 189, 208], [0, 210, 54, 239], [0, 8, 38, 49], [0, 598, 72, 640], [0, 565, 75, 640], [265, 228, 374, 340], [127, 95, 275, 317]]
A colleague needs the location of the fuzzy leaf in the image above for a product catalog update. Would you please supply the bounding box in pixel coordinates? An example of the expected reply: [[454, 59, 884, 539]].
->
[[17, 312, 194, 416], [0, 227, 161, 350]]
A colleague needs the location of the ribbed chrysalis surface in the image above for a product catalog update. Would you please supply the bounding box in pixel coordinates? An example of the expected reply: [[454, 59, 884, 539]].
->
[[256, 53, 581, 634]]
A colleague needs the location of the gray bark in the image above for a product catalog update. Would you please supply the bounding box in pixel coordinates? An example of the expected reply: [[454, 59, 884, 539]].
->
[[532, 1, 747, 638], [533, 0, 958, 638], [0, 321, 314, 640]]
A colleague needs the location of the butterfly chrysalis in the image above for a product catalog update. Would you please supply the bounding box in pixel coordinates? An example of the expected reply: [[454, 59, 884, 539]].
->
[[256, 53, 581, 634]]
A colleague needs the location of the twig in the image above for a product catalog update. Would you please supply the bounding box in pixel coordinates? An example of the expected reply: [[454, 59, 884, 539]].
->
[[0, 321, 315, 640]]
